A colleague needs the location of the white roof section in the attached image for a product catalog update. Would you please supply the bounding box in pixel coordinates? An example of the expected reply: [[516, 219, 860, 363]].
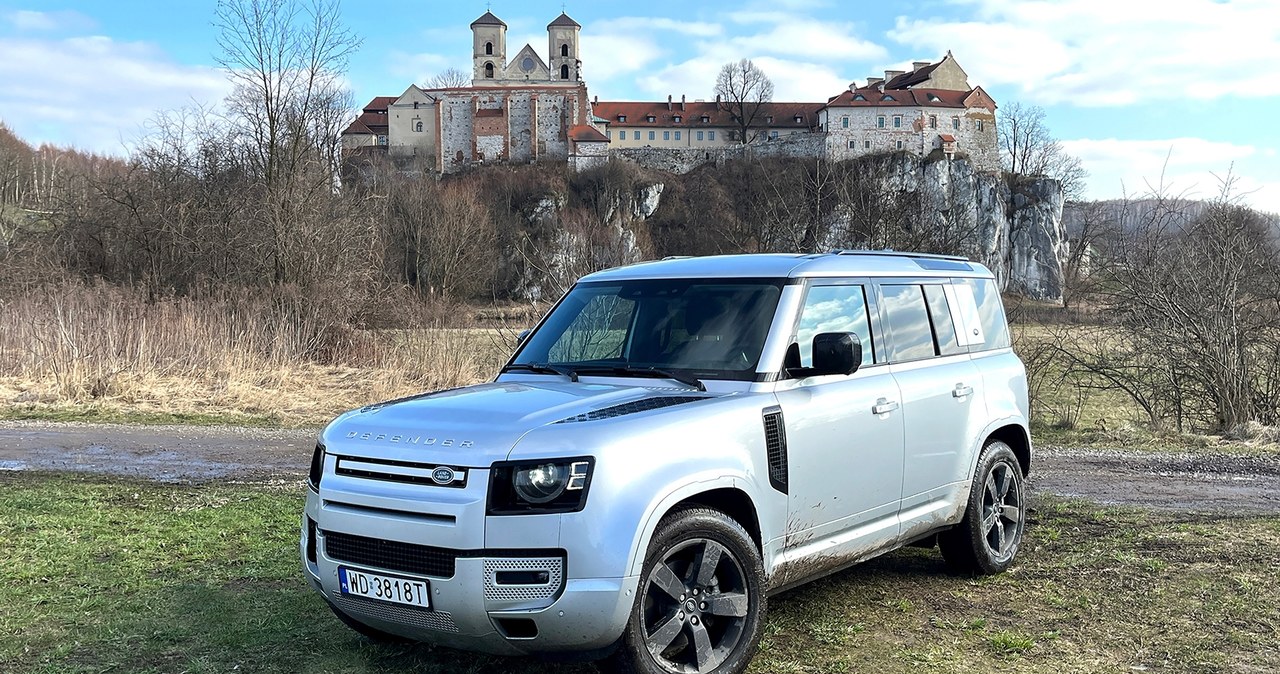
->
[[579, 252, 994, 282]]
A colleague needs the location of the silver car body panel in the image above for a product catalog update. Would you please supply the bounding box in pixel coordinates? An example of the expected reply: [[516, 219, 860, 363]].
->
[[301, 252, 1031, 655]]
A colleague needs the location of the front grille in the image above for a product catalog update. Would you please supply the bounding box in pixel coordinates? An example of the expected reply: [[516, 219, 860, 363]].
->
[[324, 531, 458, 578], [555, 395, 709, 423], [335, 455, 468, 488], [331, 592, 459, 633]]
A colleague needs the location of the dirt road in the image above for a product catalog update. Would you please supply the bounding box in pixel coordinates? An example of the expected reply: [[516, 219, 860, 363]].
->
[[2, 420, 1279, 514]]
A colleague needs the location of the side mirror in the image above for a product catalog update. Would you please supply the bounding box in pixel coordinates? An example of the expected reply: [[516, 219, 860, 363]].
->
[[811, 332, 861, 376], [516, 329, 532, 346]]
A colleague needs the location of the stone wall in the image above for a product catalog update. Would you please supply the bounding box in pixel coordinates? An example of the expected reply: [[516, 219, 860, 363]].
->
[[611, 132, 828, 174]]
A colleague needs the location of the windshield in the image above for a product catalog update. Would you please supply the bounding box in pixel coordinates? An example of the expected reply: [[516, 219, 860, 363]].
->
[[512, 278, 785, 381]]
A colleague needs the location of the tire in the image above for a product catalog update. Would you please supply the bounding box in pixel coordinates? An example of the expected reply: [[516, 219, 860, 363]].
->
[[611, 507, 766, 674], [327, 602, 409, 643], [939, 440, 1027, 576]]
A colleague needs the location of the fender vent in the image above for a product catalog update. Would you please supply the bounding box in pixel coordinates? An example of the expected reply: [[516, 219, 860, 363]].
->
[[762, 406, 788, 494], [555, 395, 709, 423]]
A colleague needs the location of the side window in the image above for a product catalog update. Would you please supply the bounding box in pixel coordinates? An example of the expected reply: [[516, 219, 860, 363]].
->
[[794, 285, 875, 368], [546, 295, 635, 362], [881, 284, 936, 362], [960, 277, 1011, 350], [923, 285, 965, 356]]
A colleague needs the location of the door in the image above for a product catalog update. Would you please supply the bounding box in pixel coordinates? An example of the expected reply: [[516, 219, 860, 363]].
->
[[879, 282, 986, 536], [774, 281, 904, 568]]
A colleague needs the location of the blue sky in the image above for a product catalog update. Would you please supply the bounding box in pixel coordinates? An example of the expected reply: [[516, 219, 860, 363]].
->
[[2, 0, 1279, 210]]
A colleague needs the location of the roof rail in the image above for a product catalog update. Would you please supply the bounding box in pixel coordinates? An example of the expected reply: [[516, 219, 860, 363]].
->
[[827, 249, 970, 262]]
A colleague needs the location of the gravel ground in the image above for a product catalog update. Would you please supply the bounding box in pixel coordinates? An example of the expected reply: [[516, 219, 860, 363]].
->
[[3, 420, 1279, 513]]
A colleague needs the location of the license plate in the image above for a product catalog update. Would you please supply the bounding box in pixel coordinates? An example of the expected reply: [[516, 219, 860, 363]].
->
[[339, 567, 430, 608]]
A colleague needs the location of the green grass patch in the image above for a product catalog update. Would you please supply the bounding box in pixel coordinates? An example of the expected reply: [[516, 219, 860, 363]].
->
[[2, 475, 1279, 673]]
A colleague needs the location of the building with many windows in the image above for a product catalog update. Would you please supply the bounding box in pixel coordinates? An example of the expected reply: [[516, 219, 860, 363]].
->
[[340, 14, 997, 174], [341, 11, 603, 173]]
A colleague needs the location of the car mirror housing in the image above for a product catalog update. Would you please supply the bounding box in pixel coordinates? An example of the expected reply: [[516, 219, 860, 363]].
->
[[811, 332, 861, 376]]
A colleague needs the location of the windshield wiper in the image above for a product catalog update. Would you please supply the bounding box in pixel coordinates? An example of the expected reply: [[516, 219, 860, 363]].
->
[[575, 365, 706, 392], [501, 362, 579, 382]]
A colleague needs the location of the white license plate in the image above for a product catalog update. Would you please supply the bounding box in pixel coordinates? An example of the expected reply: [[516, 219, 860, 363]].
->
[[339, 567, 431, 608]]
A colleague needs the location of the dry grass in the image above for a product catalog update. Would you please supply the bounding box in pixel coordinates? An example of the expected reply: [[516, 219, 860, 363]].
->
[[0, 284, 516, 427]]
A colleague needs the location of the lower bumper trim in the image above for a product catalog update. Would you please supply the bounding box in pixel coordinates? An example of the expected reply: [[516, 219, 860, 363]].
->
[[330, 592, 460, 633]]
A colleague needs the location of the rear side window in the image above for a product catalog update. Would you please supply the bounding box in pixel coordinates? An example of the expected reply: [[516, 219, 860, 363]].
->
[[923, 285, 965, 356], [881, 285, 935, 362], [960, 277, 1011, 351]]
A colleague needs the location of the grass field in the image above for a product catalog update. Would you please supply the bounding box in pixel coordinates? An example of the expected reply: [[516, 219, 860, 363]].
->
[[2, 473, 1278, 674]]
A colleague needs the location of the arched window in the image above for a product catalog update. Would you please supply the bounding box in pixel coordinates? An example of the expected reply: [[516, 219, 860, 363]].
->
[[560, 44, 569, 57], [560, 64, 569, 80], [485, 42, 493, 55], [484, 62, 494, 78], [414, 121, 423, 132]]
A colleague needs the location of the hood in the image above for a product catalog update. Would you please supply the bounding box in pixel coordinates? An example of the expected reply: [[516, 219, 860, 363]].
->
[[321, 380, 717, 466]]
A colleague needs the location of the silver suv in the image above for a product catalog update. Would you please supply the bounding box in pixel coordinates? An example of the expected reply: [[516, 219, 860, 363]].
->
[[300, 251, 1031, 674]]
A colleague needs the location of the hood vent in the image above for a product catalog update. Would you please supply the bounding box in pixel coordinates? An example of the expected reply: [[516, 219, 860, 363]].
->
[[555, 395, 709, 423]]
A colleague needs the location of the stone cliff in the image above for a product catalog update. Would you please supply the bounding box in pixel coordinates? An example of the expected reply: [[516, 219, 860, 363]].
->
[[508, 154, 1068, 302]]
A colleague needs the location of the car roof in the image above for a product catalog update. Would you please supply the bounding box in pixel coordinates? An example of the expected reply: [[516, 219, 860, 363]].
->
[[579, 251, 995, 282]]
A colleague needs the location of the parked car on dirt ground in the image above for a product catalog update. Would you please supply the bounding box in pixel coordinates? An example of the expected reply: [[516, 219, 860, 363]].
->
[[300, 251, 1031, 674]]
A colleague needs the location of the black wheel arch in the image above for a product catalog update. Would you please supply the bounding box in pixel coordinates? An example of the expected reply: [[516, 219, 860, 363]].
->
[[987, 424, 1031, 476]]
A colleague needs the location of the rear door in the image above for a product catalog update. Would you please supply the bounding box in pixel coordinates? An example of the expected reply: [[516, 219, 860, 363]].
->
[[877, 281, 987, 537]]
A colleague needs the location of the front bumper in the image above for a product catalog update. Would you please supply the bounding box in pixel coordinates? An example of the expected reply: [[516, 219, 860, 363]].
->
[[300, 487, 638, 655]]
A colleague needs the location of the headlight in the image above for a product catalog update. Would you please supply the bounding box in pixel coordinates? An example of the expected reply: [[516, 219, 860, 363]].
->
[[308, 443, 325, 491], [488, 458, 593, 515]]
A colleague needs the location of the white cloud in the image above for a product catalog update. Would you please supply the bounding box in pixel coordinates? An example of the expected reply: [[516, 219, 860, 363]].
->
[[725, 19, 886, 62], [592, 17, 721, 37], [388, 50, 459, 87], [0, 36, 231, 154], [1061, 137, 1280, 211], [4, 9, 95, 32], [890, 0, 1280, 106]]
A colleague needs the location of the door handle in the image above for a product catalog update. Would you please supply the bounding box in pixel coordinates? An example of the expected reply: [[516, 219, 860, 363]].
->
[[953, 383, 974, 398], [872, 398, 900, 415]]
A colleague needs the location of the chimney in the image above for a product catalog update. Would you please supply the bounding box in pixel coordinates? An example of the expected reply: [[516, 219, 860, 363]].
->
[[715, 93, 721, 104], [866, 76, 884, 89], [884, 70, 905, 83], [681, 94, 686, 111], [847, 81, 858, 92], [912, 61, 931, 72], [593, 95, 597, 105], [667, 94, 672, 110]]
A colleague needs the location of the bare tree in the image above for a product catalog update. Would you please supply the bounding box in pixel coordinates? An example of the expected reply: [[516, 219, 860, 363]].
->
[[998, 101, 1087, 201], [715, 58, 774, 145], [427, 67, 470, 89], [1051, 179, 1280, 433], [214, 0, 360, 283]]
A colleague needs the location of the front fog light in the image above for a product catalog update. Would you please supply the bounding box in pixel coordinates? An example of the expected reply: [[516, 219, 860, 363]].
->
[[489, 458, 594, 514]]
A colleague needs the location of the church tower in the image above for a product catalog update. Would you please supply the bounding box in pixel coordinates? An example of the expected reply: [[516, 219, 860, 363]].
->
[[471, 11, 507, 85], [547, 12, 581, 82]]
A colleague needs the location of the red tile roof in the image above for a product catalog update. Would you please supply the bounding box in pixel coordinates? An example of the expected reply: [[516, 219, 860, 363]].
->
[[365, 96, 395, 112], [884, 61, 941, 90], [569, 124, 608, 142], [592, 101, 824, 128], [822, 87, 972, 110], [939, 134, 956, 142]]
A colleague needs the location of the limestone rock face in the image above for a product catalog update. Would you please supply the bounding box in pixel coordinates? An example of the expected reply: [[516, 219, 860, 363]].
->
[[871, 154, 1067, 301]]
